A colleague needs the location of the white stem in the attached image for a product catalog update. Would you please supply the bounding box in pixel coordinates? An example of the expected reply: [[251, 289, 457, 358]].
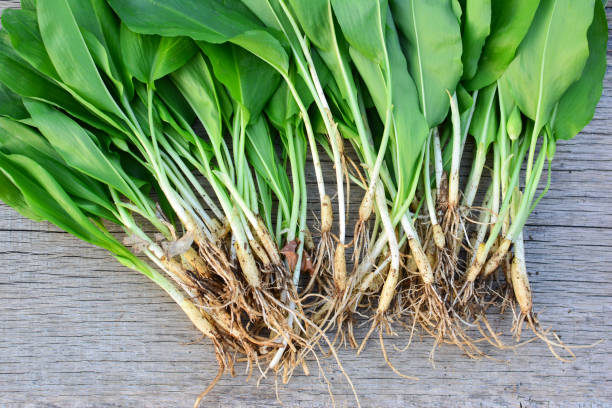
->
[[448, 92, 461, 208], [376, 181, 400, 279], [433, 128, 443, 190], [284, 77, 326, 202], [277, 0, 346, 243], [459, 89, 480, 158], [462, 145, 487, 207]]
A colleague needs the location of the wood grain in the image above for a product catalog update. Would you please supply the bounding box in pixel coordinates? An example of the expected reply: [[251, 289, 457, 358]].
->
[[0, 1, 610, 407]]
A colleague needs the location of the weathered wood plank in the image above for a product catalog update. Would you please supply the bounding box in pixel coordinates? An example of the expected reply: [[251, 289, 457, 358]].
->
[[0, 1, 610, 407]]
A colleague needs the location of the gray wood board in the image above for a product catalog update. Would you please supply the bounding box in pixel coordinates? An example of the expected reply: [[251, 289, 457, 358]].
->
[[0, 1, 610, 407]]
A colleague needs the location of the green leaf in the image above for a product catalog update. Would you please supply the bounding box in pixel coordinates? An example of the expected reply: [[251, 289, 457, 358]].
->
[[0, 32, 119, 136], [468, 83, 498, 147], [288, 0, 360, 111], [266, 64, 312, 129], [390, 0, 463, 128], [331, 0, 387, 64], [120, 24, 197, 85], [386, 17, 429, 203], [497, 75, 517, 118], [171, 54, 224, 153], [551, 0, 607, 141], [1, 9, 59, 79], [66, 0, 134, 99], [230, 30, 290, 75], [22, 0, 37, 9], [287, 0, 334, 52], [503, 0, 594, 134], [36, 0, 123, 117], [0, 83, 28, 120], [0, 160, 43, 221], [241, 0, 283, 30], [108, 0, 261, 43], [24, 100, 136, 202], [0, 151, 122, 253], [66, 0, 119, 50], [83, 30, 126, 96], [456, 83, 474, 114], [451, 0, 462, 20], [464, 0, 540, 90], [349, 47, 387, 118], [246, 116, 291, 217], [108, 0, 290, 76], [200, 42, 280, 122], [0, 117, 114, 213], [155, 77, 197, 126], [461, 0, 491, 80]]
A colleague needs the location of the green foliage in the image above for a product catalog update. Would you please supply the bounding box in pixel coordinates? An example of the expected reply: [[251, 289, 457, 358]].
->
[[503, 0, 595, 134]]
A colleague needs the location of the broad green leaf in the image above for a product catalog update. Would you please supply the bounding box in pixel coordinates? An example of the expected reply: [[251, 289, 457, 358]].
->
[[108, 0, 261, 43], [240, 0, 282, 30], [461, 0, 491, 80], [108, 0, 290, 76], [497, 76, 517, 118], [120, 24, 197, 85], [390, 0, 463, 128], [265, 64, 312, 129], [552, 0, 607, 141], [0, 32, 119, 136], [36, 0, 124, 118], [331, 0, 387, 64], [83, 30, 125, 96], [451, 0, 462, 20], [465, 0, 540, 90], [172, 54, 224, 152], [0, 117, 114, 213], [288, 0, 334, 52], [468, 83, 498, 147], [156, 77, 197, 126], [288, 0, 358, 111], [230, 30, 289, 75], [503, 0, 594, 134], [349, 47, 386, 118], [0, 152, 121, 252], [0, 83, 27, 120], [0, 161, 42, 221], [200, 42, 280, 122], [66, 0, 134, 99], [1, 9, 58, 79], [24, 100, 135, 201], [456, 83, 474, 114], [66, 0, 119, 50], [0, 116, 62, 162], [266, 82, 294, 128], [385, 18, 429, 203]]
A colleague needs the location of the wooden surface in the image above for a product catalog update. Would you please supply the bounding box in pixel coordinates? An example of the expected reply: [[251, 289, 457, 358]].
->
[[1, 1, 611, 406]]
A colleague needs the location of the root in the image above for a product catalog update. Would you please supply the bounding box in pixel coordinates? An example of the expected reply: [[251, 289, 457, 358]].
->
[[300, 229, 334, 298], [352, 219, 370, 266], [193, 362, 225, 408], [513, 311, 578, 363], [378, 317, 419, 380], [441, 205, 461, 259], [404, 282, 485, 361]]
